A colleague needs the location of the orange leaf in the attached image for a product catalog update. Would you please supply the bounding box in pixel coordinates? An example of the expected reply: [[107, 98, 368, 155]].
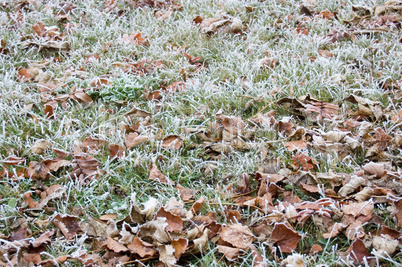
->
[[171, 238, 188, 259], [220, 224, 255, 249], [155, 207, 183, 232], [104, 236, 128, 253], [127, 237, 157, 257]]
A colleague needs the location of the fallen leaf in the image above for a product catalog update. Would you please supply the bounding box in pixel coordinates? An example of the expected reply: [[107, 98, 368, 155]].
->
[[217, 245, 243, 261], [38, 256, 69, 267], [190, 197, 204, 214], [158, 244, 177, 266], [28, 161, 50, 180], [82, 137, 108, 153], [103, 236, 128, 253], [176, 184, 194, 201], [162, 135, 183, 150], [338, 175, 365, 197], [31, 230, 54, 248], [109, 144, 125, 159], [125, 133, 148, 149], [149, 162, 172, 185], [310, 244, 323, 254], [271, 223, 301, 253], [341, 201, 373, 217], [283, 254, 305, 267], [171, 238, 188, 259], [2, 156, 25, 165], [372, 235, 399, 257], [53, 214, 81, 240], [125, 106, 152, 118], [220, 223, 255, 249], [285, 139, 308, 151], [127, 237, 157, 257], [155, 207, 183, 232], [347, 238, 370, 264]]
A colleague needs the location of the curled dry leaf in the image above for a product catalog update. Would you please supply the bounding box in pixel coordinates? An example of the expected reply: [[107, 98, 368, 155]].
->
[[283, 254, 305, 267], [162, 135, 183, 150], [338, 175, 365, 197], [38, 255, 69, 267], [155, 207, 183, 232], [138, 217, 171, 244], [73, 91, 93, 103], [372, 235, 399, 257], [128, 237, 157, 257], [362, 162, 386, 178], [285, 139, 309, 152], [82, 137, 108, 153], [53, 214, 81, 240], [190, 197, 204, 214], [271, 223, 301, 253], [220, 223, 255, 249], [31, 230, 55, 248], [171, 238, 188, 260], [122, 193, 158, 224], [3, 156, 25, 165], [158, 244, 177, 267], [104, 236, 128, 253], [31, 139, 52, 154]]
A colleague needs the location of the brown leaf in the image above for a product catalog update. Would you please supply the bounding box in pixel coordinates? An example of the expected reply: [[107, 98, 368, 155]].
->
[[292, 152, 318, 171], [323, 222, 343, 239], [89, 77, 111, 88], [217, 245, 243, 261], [99, 213, 118, 221], [347, 238, 370, 263], [74, 154, 102, 177], [44, 101, 57, 118], [338, 175, 365, 197], [190, 197, 204, 214], [38, 255, 69, 267], [31, 230, 55, 248], [162, 135, 183, 150], [109, 144, 125, 159], [125, 133, 148, 149], [158, 244, 177, 266], [127, 237, 157, 257], [391, 198, 402, 228], [271, 222, 301, 253], [28, 161, 50, 180], [149, 162, 172, 185], [221, 116, 245, 135], [2, 156, 25, 165], [53, 214, 81, 240], [310, 244, 323, 254], [285, 139, 308, 152], [125, 106, 152, 118], [155, 207, 183, 232], [166, 81, 186, 93], [82, 137, 108, 153], [171, 238, 188, 260], [318, 50, 333, 57], [193, 16, 203, 24], [226, 210, 241, 223], [24, 192, 39, 209], [73, 91, 93, 103], [104, 236, 128, 253], [176, 184, 194, 201], [362, 162, 386, 178], [220, 223, 255, 249]]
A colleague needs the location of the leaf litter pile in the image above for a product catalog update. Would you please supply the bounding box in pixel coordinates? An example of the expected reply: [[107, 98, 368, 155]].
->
[[0, 0, 402, 266]]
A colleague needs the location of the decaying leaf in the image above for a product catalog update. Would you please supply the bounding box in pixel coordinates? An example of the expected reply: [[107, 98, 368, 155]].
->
[[149, 161, 173, 185], [338, 175, 365, 197], [271, 223, 301, 253], [128, 237, 157, 257], [220, 224, 255, 249], [52, 214, 81, 240], [217, 245, 243, 261], [162, 135, 183, 150], [155, 207, 183, 232], [347, 238, 370, 263], [125, 133, 148, 149], [31, 139, 52, 154]]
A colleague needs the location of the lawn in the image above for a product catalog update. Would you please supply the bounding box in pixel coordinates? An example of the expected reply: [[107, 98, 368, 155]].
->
[[0, 0, 401, 266]]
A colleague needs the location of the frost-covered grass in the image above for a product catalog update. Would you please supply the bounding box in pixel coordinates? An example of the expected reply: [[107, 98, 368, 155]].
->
[[0, 0, 401, 265]]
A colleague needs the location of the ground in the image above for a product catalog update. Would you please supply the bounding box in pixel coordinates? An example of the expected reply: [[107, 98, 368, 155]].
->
[[0, 0, 401, 266]]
